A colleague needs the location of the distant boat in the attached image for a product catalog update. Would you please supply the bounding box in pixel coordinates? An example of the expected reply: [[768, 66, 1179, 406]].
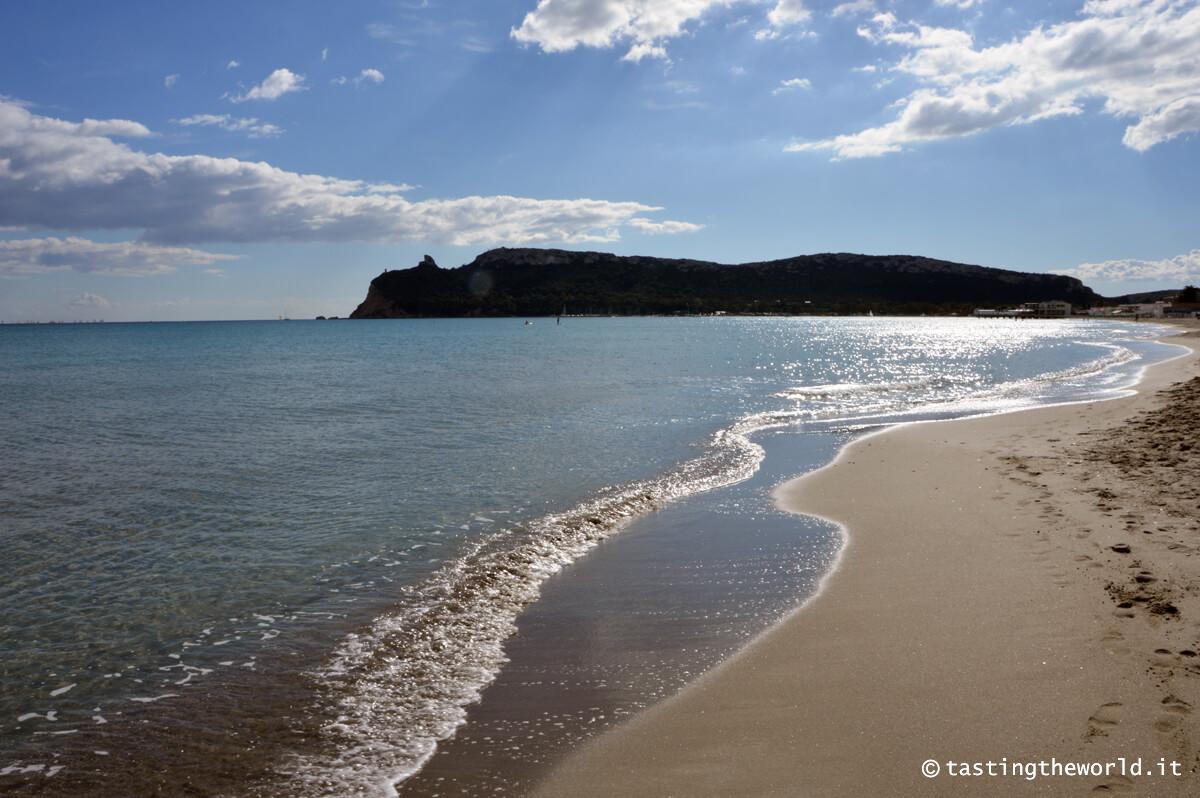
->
[[524, 320, 533, 326]]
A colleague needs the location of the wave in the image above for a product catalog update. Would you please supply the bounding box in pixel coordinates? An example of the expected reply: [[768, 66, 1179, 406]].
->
[[272, 417, 764, 796], [270, 339, 1143, 797], [774, 375, 942, 399]]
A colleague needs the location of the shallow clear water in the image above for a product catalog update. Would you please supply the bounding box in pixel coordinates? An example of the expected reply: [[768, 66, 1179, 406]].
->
[[0, 316, 1181, 794]]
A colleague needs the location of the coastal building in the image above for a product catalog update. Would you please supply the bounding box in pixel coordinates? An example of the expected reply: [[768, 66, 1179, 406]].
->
[[1088, 302, 1167, 318], [973, 301, 1072, 318], [1165, 302, 1200, 319], [1124, 302, 1166, 318], [1030, 300, 1072, 317]]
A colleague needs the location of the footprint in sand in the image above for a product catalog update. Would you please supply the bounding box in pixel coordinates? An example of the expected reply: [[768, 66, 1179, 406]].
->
[[1154, 695, 1192, 731], [1151, 649, 1182, 668], [1101, 629, 1130, 656], [1154, 695, 1194, 754], [1087, 702, 1123, 738], [1113, 601, 1136, 619], [1091, 775, 1135, 793]]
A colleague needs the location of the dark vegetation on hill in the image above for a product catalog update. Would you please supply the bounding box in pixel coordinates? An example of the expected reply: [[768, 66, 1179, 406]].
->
[[350, 248, 1106, 318], [1109, 288, 1187, 304]]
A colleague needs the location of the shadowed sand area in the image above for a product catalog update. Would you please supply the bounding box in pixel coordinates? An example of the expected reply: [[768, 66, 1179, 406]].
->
[[532, 327, 1200, 797]]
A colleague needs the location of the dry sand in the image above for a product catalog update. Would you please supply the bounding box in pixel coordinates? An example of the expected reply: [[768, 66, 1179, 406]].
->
[[533, 327, 1200, 797]]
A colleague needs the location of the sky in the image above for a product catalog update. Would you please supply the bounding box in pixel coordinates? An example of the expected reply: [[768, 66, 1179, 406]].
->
[[1, 0, 1199, 321]]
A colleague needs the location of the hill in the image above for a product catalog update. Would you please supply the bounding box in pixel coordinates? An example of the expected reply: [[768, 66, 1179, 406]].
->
[[1106, 289, 1181, 304], [349, 248, 1102, 318]]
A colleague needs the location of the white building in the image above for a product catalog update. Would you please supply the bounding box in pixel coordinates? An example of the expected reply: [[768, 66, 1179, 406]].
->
[[1032, 300, 1072, 317]]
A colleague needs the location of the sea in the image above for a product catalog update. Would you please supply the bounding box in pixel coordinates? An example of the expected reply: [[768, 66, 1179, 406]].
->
[[0, 316, 1184, 796]]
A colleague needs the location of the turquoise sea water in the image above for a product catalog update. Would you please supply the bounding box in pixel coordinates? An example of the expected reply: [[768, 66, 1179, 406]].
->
[[0, 317, 1181, 795]]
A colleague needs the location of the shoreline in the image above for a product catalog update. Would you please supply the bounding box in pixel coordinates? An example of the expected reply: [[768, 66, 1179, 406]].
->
[[531, 326, 1199, 796]]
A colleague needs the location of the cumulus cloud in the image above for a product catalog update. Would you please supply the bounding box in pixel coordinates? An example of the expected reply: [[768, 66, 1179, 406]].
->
[[789, 0, 1200, 159], [76, 118, 153, 138], [511, 0, 809, 61], [0, 98, 695, 247], [1055, 250, 1200, 284], [226, 59, 240, 70], [164, 74, 179, 89], [334, 68, 386, 87], [232, 68, 306, 102], [934, 0, 985, 8], [1122, 97, 1200, 151], [0, 237, 238, 277], [358, 68, 385, 85], [756, 0, 811, 38], [69, 292, 113, 308], [174, 114, 283, 138], [773, 77, 812, 94]]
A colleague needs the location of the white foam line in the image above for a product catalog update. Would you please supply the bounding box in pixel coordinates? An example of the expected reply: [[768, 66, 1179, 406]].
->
[[129, 694, 178, 704], [645, 331, 1196, 724]]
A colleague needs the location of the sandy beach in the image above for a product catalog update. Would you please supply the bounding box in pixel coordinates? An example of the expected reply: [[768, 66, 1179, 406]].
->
[[533, 326, 1200, 797]]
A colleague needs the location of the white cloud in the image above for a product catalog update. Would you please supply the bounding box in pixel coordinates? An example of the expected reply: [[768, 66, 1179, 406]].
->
[[934, 0, 985, 8], [789, 1, 1200, 159], [624, 41, 669, 62], [69, 292, 112, 308], [358, 68, 385, 85], [773, 76, 811, 94], [321, 47, 329, 61], [628, 217, 703, 234], [832, 0, 875, 17], [164, 74, 179, 89], [756, 0, 812, 39], [511, 0, 810, 61], [364, 182, 417, 194], [174, 114, 284, 138], [1055, 250, 1200, 285], [226, 59, 240, 70], [77, 118, 153, 138], [0, 237, 238, 277], [1122, 97, 1200, 152], [231, 68, 306, 102], [511, 0, 733, 60], [0, 98, 695, 247], [767, 0, 810, 27], [333, 68, 387, 88]]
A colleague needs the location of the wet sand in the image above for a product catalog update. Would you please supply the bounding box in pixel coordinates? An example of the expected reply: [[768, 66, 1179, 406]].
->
[[395, 432, 846, 796], [533, 326, 1200, 797]]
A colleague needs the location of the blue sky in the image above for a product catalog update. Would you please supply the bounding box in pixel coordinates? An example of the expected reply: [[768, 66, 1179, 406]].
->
[[1, 0, 1198, 320]]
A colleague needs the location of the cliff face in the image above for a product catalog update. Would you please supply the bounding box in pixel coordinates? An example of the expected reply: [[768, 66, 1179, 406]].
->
[[349, 249, 1102, 318]]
